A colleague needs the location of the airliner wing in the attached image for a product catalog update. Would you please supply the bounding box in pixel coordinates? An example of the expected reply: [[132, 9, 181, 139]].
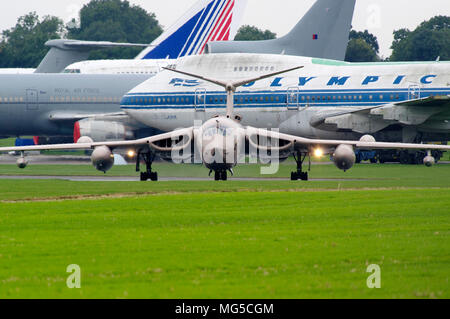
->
[[312, 95, 450, 133], [61, 40, 150, 48], [47, 112, 128, 122]]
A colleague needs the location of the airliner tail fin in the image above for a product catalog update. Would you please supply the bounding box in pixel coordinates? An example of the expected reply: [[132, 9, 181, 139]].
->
[[137, 0, 247, 60]]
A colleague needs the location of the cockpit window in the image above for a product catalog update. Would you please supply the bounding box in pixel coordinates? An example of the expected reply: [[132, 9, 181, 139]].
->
[[203, 126, 233, 137], [63, 69, 81, 74]]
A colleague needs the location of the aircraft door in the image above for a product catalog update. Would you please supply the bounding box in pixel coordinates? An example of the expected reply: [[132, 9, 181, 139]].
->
[[408, 84, 421, 100], [287, 87, 299, 110], [26, 89, 39, 110], [195, 88, 206, 112]]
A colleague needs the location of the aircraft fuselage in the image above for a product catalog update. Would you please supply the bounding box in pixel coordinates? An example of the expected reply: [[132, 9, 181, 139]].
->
[[121, 54, 450, 142], [0, 74, 150, 137]]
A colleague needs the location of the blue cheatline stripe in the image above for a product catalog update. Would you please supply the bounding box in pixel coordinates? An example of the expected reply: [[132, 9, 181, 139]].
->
[[125, 87, 450, 96], [187, 0, 226, 56], [121, 103, 385, 110], [120, 87, 450, 110]]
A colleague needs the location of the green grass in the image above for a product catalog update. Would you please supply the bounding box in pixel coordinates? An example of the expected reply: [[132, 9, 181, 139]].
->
[[0, 163, 449, 202], [0, 189, 448, 299], [0, 163, 449, 299]]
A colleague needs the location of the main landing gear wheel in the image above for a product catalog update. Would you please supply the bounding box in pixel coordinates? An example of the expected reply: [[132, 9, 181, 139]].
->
[[221, 171, 227, 181], [141, 172, 158, 181], [137, 151, 158, 181], [291, 151, 309, 181], [291, 171, 308, 181], [214, 170, 228, 181]]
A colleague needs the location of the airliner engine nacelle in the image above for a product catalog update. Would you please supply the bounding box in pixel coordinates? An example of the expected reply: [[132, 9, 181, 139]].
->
[[333, 144, 356, 172], [74, 119, 134, 143], [91, 146, 114, 173]]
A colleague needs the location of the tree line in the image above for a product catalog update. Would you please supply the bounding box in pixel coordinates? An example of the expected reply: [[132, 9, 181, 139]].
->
[[0, 0, 448, 68]]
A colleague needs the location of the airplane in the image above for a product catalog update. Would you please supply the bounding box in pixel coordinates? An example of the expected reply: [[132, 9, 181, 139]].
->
[[0, 74, 155, 139], [64, 0, 356, 75], [0, 0, 246, 141], [62, 0, 248, 74], [205, 0, 356, 61], [1, 0, 246, 74], [0, 66, 448, 181], [118, 53, 450, 152], [0, 0, 357, 145]]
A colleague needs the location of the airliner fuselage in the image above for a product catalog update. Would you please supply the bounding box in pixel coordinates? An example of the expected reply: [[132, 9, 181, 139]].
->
[[121, 54, 450, 143]]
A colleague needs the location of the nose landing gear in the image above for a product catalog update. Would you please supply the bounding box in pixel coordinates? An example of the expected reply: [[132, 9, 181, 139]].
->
[[211, 170, 228, 181]]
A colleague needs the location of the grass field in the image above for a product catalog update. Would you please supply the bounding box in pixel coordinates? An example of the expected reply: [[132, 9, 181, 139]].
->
[[0, 162, 449, 299]]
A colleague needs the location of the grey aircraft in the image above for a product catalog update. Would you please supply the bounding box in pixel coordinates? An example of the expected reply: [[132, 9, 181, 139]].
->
[[205, 0, 356, 61], [0, 74, 159, 141], [0, 0, 358, 144]]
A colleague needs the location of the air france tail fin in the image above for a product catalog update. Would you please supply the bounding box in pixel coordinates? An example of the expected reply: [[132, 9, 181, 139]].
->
[[136, 0, 247, 60], [205, 0, 356, 61]]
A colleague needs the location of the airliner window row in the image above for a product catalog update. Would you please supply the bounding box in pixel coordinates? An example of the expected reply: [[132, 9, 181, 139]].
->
[[234, 66, 276, 72], [0, 96, 120, 103], [123, 92, 437, 106], [63, 69, 158, 75], [116, 71, 158, 75]]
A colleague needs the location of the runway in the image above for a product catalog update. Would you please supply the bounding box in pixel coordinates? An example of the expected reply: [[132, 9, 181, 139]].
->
[[0, 175, 368, 182], [0, 155, 91, 165]]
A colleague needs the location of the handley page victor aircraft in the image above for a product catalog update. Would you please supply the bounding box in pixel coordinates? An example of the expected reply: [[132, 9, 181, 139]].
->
[[1, 66, 449, 181]]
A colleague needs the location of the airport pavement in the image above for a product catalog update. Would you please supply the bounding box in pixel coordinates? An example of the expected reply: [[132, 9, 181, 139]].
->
[[0, 155, 91, 165], [0, 175, 369, 182]]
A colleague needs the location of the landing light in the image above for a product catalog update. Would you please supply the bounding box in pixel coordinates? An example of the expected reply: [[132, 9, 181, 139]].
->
[[127, 150, 136, 158], [314, 148, 324, 158]]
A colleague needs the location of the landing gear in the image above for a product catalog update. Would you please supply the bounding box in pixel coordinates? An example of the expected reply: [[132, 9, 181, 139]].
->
[[136, 151, 158, 181], [213, 170, 228, 181], [291, 151, 309, 181], [140, 171, 158, 182]]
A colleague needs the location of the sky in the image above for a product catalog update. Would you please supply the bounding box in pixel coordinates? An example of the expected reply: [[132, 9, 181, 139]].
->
[[0, 0, 448, 58]]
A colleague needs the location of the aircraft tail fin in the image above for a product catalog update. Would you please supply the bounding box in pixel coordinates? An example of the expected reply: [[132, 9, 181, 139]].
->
[[136, 0, 247, 60], [205, 0, 356, 61], [280, 0, 356, 60], [35, 40, 148, 73]]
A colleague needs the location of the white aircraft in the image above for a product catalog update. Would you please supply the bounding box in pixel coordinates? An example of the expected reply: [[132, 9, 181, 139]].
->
[[1, 66, 449, 181], [0, 69, 35, 74], [119, 53, 450, 145], [0, 0, 245, 75], [62, 0, 247, 75]]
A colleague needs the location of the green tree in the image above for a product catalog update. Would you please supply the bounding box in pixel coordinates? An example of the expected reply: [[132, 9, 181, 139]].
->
[[390, 16, 450, 61], [349, 30, 379, 53], [345, 38, 379, 62], [0, 12, 64, 68], [345, 29, 380, 62], [234, 25, 276, 41], [67, 0, 163, 60]]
